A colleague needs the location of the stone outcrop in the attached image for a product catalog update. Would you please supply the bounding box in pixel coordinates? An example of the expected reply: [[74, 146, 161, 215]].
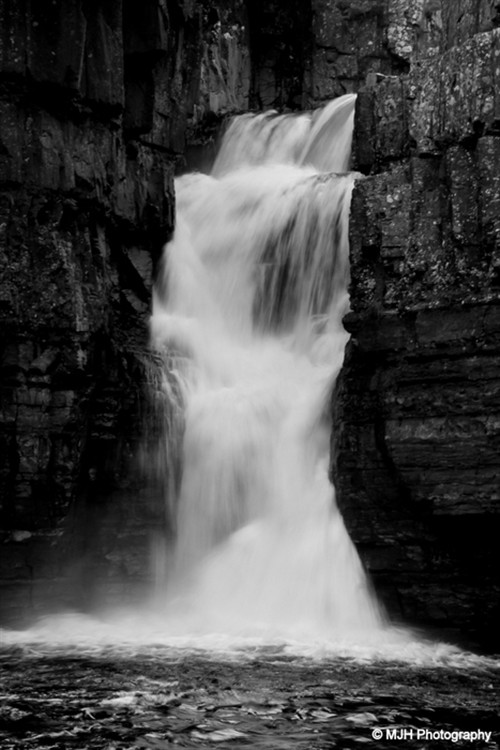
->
[[183, 0, 250, 172], [182, 0, 436, 166], [0, 0, 203, 622], [332, 0, 500, 642]]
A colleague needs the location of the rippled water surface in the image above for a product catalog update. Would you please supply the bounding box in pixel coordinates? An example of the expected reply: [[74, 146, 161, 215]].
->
[[1, 626, 499, 750]]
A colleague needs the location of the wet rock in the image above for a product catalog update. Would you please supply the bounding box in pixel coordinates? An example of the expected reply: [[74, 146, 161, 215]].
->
[[443, 0, 500, 48], [310, 0, 405, 105], [0, 0, 204, 622], [410, 29, 500, 154], [333, 0, 500, 642]]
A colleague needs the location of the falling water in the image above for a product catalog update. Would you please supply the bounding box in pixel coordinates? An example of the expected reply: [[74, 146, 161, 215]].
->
[[150, 93, 384, 643], [3, 96, 496, 667]]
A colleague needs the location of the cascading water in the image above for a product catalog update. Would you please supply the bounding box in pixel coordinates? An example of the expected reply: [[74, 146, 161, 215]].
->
[[150, 93, 384, 643], [3, 96, 496, 668]]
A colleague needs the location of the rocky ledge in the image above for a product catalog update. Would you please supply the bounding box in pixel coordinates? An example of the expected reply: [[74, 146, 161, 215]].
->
[[332, 0, 500, 643], [0, 0, 205, 621]]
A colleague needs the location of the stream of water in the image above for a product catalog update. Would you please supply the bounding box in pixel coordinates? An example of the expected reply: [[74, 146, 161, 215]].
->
[[2, 96, 497, 670], [149, 93, 383, 644]]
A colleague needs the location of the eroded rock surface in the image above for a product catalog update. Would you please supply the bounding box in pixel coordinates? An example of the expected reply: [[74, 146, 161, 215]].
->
[[0, 0, 202, 622], [332, 0, 500, 641]]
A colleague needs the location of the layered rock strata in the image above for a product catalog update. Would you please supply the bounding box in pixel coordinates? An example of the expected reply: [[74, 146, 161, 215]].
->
[[0, 0, 201, 621], [332, 0, 500, 641]]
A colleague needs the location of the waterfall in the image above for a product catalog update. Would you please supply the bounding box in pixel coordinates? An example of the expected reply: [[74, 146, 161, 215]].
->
[[151, 94, 384, 642], [4, 96, 491, 666]]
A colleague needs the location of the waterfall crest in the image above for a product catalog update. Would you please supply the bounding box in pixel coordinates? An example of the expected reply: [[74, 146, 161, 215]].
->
[[151, 94, 384, 641]]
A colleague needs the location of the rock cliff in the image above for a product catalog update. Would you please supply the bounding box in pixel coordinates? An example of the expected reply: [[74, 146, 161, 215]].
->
[[332, 0, 500, 642], [0, 0, 205, 620]]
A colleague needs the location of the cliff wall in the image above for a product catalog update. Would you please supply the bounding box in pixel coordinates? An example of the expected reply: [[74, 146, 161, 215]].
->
[[332, 0, 500, 642], [0, 0, 205, 620]]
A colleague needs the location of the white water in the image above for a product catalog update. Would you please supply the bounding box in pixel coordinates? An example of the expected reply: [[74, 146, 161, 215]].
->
[[149, 93, 382, 642], [2, 96, 496, 669], [213, 93, 356, 176]]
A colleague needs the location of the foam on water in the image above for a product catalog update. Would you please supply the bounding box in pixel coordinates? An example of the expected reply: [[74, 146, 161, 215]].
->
[[2, 611, 498, 671]]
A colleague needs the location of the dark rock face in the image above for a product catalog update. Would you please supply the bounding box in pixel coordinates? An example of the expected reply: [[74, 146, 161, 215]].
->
[[182, 0, 250, 172], [0, 0, 202, 622], [332, 0, 500, 641], [246, 0, 313, 109], [311, 0, 396, 102], [183, 0, 420, 169], [244, 0, 416, 109]]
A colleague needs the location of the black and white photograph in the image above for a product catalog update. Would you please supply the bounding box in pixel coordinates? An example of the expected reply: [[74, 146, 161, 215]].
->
[[0, 1, 499, 748]]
